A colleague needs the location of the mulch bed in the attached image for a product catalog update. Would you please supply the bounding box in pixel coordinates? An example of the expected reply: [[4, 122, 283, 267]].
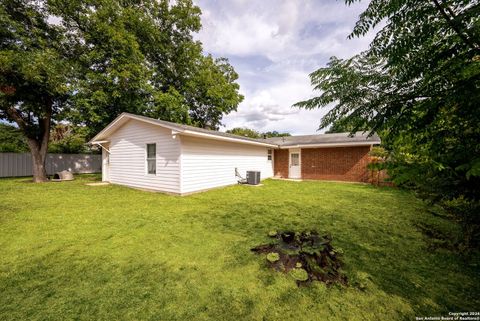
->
[[251, 230, 348, 286]]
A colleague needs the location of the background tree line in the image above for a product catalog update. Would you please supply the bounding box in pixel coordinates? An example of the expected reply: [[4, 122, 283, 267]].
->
[[0, 123, 92, 154], [226, 127, 291, 139]]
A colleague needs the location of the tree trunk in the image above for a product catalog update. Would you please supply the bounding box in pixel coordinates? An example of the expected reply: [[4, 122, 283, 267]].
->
[[27, 139, 48, 182], [6, 106, 52, 182], [29, 113, 51, 182]]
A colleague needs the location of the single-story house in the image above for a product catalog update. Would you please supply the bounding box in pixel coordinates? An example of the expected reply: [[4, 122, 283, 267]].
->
[[89, 113, 381, 195]]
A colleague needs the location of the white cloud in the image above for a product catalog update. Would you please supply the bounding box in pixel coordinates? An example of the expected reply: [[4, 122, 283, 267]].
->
[[194, 0, 376, 134]]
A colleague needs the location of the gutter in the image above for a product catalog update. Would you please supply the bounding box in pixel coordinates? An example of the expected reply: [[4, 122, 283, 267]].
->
[[87, 112, 380, 149], [180, 130, 278, 148], [88, 113, 278, 148], [278, 142, 380, 149]]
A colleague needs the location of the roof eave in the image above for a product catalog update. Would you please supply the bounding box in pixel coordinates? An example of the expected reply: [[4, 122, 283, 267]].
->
[[89, 140, 110, 144], [88, 113, 379, 149], [88, 113, 278, 147], [278, 141, 380, 149], [180, 130, 278, 147], [87, 113, 182, 144]]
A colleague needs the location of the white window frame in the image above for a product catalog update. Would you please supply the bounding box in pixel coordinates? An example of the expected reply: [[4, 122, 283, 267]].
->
[[146, 143, 157, 175], [267, 149, 273, 161]]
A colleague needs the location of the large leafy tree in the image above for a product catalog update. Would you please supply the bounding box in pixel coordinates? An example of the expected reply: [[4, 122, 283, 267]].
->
[[0, 0, 243, 182], [53, 0, 243, 134], [185, 56, 243, 130], [0, 0, 73, 181], [325, 116, 370, 134], [295, 0, 480, 249]]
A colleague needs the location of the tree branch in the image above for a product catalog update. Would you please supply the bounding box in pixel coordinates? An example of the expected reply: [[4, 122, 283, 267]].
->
[[5, 107, 28, 132], [39, 103, 52, 157], [431, 0, 479, 53]]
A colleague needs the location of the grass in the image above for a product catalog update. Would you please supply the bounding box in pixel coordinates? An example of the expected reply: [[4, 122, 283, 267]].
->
[[0, 175, 478, 320]]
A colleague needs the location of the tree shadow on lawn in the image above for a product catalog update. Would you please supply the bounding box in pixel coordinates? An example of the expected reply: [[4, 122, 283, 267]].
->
[[344, 241, 480, 313], [0, 252, 177, 320], [0, 204, 22, 222], [0, 249, 260, 321], [195, 203, 480, 316]]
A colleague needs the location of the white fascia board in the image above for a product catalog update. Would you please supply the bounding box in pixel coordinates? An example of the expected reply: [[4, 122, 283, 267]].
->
[[279, 142, 378, 149], [180, 130, 278, 148]]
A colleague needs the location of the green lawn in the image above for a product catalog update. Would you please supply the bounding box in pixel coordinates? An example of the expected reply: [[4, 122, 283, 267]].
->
[[0, 175, 478, 320]]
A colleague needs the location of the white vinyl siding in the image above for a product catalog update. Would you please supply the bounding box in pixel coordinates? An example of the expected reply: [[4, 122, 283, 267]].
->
[[180, 136, 274, 194], [107, 119, 181, 193]]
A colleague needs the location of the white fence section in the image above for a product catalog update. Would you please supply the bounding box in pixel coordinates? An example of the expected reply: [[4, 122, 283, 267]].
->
[[0, 153, 101, 178]]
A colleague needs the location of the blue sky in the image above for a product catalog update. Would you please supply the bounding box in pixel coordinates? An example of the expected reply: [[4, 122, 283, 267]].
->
[[194, 0, 375, 135]]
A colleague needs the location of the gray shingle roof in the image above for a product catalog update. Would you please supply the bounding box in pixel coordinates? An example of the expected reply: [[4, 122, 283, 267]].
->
[[264, 132, 381, 146], [127, 113, 271, 145], [92, 113, 381, 147]]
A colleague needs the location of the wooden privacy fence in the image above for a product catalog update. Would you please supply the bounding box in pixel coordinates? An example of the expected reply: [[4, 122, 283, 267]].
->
[[0, 153, 101, 178]]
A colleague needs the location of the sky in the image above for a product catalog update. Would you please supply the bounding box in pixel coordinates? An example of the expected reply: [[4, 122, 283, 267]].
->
[[194, 0, 376, 135]]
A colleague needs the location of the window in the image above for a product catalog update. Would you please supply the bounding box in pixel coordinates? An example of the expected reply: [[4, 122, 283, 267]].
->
[[146, 143, 156, 175], [290, 153, 299, 166], [267, 149, 272, 161]]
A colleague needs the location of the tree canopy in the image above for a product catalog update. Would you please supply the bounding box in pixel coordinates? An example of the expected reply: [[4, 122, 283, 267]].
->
[[295, 0, 480, 250], [226, 127, 261, 138], [56, 0, 244, 134], [226, 127, 291, 138], [325, 116, 370, 134], [263, 131, 291, 138], [0, 0, 243, 181]]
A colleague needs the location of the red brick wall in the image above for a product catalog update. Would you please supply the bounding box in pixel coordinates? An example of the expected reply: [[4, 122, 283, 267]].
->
[[274, 149, 289, 178], [301, 146, 371, 182]]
